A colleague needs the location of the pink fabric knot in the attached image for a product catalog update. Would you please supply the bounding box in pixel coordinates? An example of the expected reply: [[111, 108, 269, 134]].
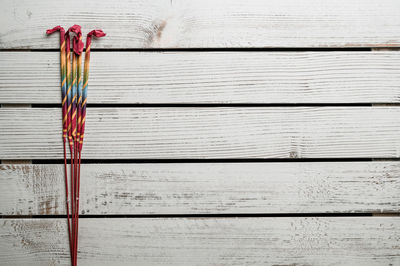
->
[[67, 25, 84, 55], [85, 29, 106, 49], [87, 30, 106, 38], [46, 25, 65, 35], [46, 26, 65, 43], [73, 36, 85, 55], [68, 24, 81, 35]]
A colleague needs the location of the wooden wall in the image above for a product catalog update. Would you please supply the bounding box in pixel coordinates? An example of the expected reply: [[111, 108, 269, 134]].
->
[[1, 0, 399, 265]]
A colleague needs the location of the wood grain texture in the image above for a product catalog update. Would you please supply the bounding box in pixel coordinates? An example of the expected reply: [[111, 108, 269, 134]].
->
[[1, 51, 400, 104], [1, 0, 400, 49], [1, 217, 399, 265], [1, 162, 399, 215], [1, 107, 400, 159]]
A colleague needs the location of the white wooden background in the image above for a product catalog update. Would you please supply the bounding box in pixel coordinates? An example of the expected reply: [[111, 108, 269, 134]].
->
[[1, 0, 400, 265]]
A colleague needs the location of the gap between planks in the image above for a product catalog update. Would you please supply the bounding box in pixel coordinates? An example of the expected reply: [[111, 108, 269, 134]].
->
[[2, 213, 400, 219]]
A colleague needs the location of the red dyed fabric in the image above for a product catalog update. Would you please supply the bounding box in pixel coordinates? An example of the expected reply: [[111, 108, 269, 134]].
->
[[46, 26, 65, 43], [64, 30, 71, 52], [86, 30, 106, 47], [73, 36, 84, 55], [68, 25, 84, 55], [88, 29, 106, 38]]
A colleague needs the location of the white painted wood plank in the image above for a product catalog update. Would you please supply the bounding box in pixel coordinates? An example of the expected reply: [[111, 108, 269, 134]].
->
[[1, 218, 399, 265], [1, 162, 399, 215], [1, 51, 400, 104], [1, 107, 400, 159], [1, 0, 400, 48]]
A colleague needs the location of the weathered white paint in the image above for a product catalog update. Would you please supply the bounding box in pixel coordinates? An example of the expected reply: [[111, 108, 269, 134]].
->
[[1, 162, 399, 215], [1, 52, 400, 104], [1, 218, 399, 265], [1, 0, 400, 49], [1, 0, 399, 264], [1, 107, 400, 159]]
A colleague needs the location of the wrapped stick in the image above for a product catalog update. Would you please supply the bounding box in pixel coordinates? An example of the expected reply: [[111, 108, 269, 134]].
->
[[65, 31, 73, 151], [75, 32, 84, 172], [71, 45, 78, 255], [79, 30, 106, 152], [64, 27, 76, 265], [67, 24, 82, 266], [73, 29, 105, 266], [45, 25, 72, 256], [69, 25, 84, 266], [75, 33, 84, 266]]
